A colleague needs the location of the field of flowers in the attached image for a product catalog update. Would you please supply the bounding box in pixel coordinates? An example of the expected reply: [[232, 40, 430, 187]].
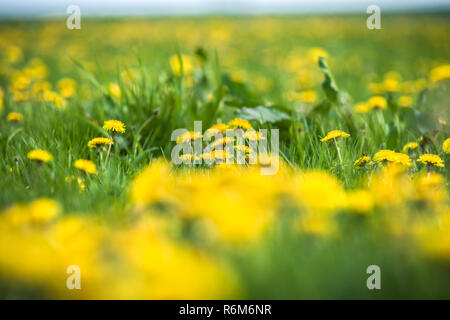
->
[[0, 14, 450, 299]]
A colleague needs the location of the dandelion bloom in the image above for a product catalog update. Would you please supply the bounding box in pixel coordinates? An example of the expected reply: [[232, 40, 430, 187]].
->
[[176, 131, 203, 144], [57, 78, 76, 98], [27, 149, 53, 163], [103, 120, 126, 134], [74, 159, 97, 174], [109, 83, 121, 99], [353, 156, 373, 169], [368, 96, 387, 110], [245, 130, 265, 141], [299, 90, 317, 104], [169, 54, 194, 76], [402, 142, 419, 153], [417, 154, 444, 168], [88, 137, 113, 148], [7, 112, 23, 122], [443, 138, 450, 154], [320, 130, 350, 142], [210, 137, 235, 149], [228, 118, 253, 130], [429, 64, 450, 83], [398, 95, 413, 108], [373, 149, 411, 167], [355, 102, 369, 114]]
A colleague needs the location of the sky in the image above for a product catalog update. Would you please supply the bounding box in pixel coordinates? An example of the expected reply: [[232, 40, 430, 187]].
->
[[0, 0, 449, 17]]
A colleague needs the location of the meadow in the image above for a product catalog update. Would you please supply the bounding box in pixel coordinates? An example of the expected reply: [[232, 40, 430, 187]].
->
[[0, 14, 450, 299]]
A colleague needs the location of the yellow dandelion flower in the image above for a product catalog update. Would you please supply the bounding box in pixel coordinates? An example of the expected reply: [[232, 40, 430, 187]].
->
[[402, 142, 419, 153], [368, 96, 387, 110], [398, 95, 413, 108], [228, 118, 253, 130], [443, 138, 450, 154], [353, 156, 373, 169], [299, 90, 317, 104], [355, 102, 369, 114], [429, 64, 450, 83], [210, 137, 235, 149], [7, 112, 23, 122], [417, 154, 444, 168], [109, 83, 121, 99], [27, 198, 61, 223], [373, 149, 411, 167], [88, 137, 113, 148], [345, 190, 374, 214], [320, 130, 350, 142], [103, 120, 126, 134], [209, 123, 229, 133], [176, 131, 202, 144], [43, 90, 66, 109], [180, 154, 193, 162], [244, 130, 265, 141], [307, 47, 329, 63], [74, 159, 97, 174], [170, 54, 194, 76], [383, 78, 399, 92], [58, 78, 76, 98], [27, 149, 53, 163]]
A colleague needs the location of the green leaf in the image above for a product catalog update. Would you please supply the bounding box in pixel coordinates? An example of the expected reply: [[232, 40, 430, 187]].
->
[[234, 106, 290, 124], [318, 57, 339, 103]]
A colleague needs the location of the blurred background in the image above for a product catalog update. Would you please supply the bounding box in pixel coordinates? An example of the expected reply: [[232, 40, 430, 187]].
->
[[1, 0, 450, 17]]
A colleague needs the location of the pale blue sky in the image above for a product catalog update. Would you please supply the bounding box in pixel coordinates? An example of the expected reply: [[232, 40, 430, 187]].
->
[[0, 0, 449, 17]]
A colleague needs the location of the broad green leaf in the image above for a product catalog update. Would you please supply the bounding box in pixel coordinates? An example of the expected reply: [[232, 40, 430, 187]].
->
[[234, 106, 290, 124], [318, 57, 339, 103]]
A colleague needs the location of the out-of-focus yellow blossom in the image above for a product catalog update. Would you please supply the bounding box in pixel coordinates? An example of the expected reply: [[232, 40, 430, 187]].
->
[[205, 123, 229, 138], [355, 102, 369, 114], [180, 153, 193, 162], [43, 90, 66, 108], [417, 154, 444, 168], [373, 149, 411, 167], [11, 71, 30, 91], [176, 131, 202, 143], [0, 87, 4, 111], [345, 190, 374, 214], [6, 45, 22, 63], [108, 83, 121, 99], [443, 138, 450, 154], [383, 78, 399, 92], [369, 82, 384, 95], [228, 118, 253, 130], [384, 71, 402, 81], [32, 81, 51, 98], [413, 211, 450, 260], [210, 137, 235, 149], [244, 130, 265, 141], [88, 137, 113, 148], [299, 90, 317, 103], [292, 171, 346, 213], [320, 130, 350, 142], [75, 159, 97, 174], [415, 172, 446, 204], [398, 95, 413, 108], [307, 47, 329, 63], [7, 112, 23, 122], [429, 64, 450, 83], [23, 58, 48, 80], [170, 54, 194, 76], [103, 120, 126, 134], [58, 78, 76, 98], [353, 156, 373, 169], [368, 96, 387, 110], [402, 142, 419, 153], [2, 198, 60, 227], [27, 149, 53, 163]]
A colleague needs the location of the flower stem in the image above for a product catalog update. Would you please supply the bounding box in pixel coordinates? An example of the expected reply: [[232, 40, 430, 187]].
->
[[104, 137, 113, 168], [334, 138, 343, 166]]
